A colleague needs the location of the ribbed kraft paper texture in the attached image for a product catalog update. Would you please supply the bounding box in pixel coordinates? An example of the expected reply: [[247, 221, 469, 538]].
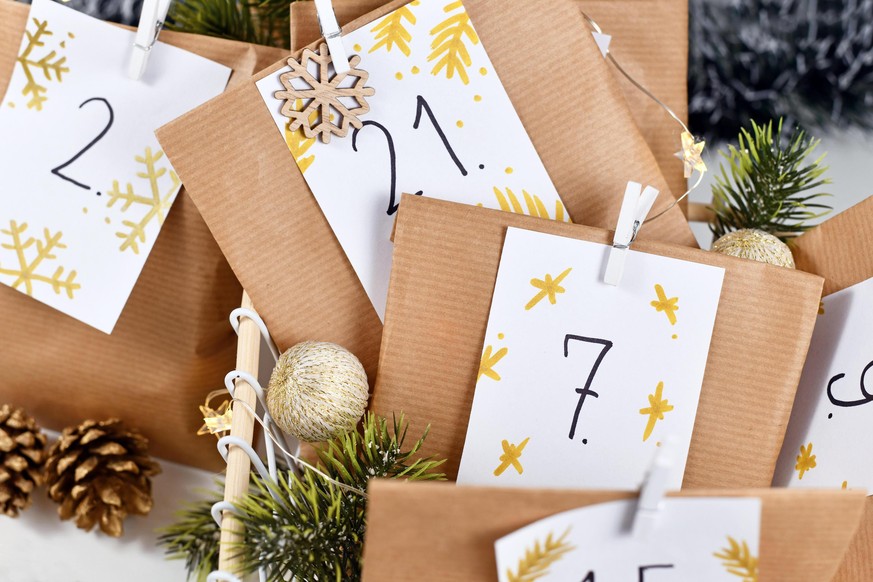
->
[[0, 0, 286, 469], [360, 480, 865, 582], [375, 195, 824, 486], [157, 0, 697, 390], [289, 0, 690, 202], [792, 196, 873, 582]]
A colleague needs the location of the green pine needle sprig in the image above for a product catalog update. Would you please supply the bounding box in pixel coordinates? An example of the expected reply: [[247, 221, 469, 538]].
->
[[166, 0, 292, 48], [709, 118, 833, 241], [158, 412, 445, 582]]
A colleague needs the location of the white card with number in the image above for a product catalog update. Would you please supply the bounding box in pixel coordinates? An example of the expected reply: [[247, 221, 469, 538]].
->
[[255, 0, 566, 320], [774, 276, 873, 493], [0, 0, 230, 333], [495, 498, 761, 582], [457, 228, 724, 489]]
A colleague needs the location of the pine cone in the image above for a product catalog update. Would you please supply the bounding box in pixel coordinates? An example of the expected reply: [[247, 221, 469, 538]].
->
[[0, 405, 47, 517], [44, 419, 161, 537]]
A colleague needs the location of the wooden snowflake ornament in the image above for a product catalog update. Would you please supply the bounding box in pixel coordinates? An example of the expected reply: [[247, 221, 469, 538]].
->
[[276, 44, 375, 144]]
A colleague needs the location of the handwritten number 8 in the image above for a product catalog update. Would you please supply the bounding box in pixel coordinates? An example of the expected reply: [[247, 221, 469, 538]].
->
[[51, 97, 114, 191]]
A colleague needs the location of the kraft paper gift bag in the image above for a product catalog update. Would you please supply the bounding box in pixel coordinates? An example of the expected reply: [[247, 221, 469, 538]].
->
[[360, 480, 866, 582], [289, 0, 690, 201], [374, 195, 824, 487], [0, 0, 286, 468], [157, 0, 696, 388], [790, 196, 873, 582]]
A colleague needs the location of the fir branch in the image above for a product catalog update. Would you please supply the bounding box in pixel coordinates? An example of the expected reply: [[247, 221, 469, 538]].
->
[[165, 0, 291, 47], [709, 118, 832, 241], [158, 413, 445, 581], [157, 491, 223, 582]]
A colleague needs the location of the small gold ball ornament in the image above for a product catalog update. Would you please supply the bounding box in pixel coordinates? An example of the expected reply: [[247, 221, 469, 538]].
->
[[267, 341, 369, 443], [711, 228, 795, 268]]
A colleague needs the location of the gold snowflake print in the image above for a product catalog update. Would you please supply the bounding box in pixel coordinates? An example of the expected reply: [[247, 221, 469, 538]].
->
[[478, 344, 507, 381], [650, 284, 679, 325], [15, 18, 69, 110], [275, 44, 375, 143], [639, 381, 674, 441], [106, 147, 180, 254], [526, 267, 572, 310], [492, 187, 571, 223], [795, 442, 817, 480], [493, 437, 529, 476], [0, 220, 79, 298], [284, 98, 317, 173]]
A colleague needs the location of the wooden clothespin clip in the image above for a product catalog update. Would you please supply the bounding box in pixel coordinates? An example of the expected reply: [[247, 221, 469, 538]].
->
[[604, 181, 659, 286], [128, 0, 173, 80], [315, 0, 350, 74], [631, 437, 677, 539]]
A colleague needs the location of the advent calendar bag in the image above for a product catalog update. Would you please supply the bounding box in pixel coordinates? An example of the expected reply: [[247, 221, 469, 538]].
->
[[360, 480, 865, 582], [289, 0, 691, 200], [0, 0, 285, 468], [789, 196, 873, 582], [157, 0, 695, 388], [374, 195, 824, 488]]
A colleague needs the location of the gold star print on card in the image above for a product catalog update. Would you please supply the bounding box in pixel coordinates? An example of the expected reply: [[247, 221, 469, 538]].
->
[[650, 284, 679, 325], [795, 442, 817, 480], [526, 267, 572, 310], [478, 344, 508, 381], [494, 437, 530, 476], [639, 381, 674, 441]]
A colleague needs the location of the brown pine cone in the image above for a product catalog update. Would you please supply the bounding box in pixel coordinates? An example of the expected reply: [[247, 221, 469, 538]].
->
[[44, 419, 161, 537], [0, 404, 47, 517]]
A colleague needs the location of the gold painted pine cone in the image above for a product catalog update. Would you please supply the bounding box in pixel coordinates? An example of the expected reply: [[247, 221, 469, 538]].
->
[[44, 419, 161, 537], [0, 404, 47, 517]]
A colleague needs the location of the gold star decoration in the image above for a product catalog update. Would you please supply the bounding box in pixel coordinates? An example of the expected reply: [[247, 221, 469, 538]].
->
[[639, 381, 674, 441], [478, 344, 508, 381], [675, 131, 707, 178], [795, 442, 817, 480], [493, 437, 530, 476], [197, 391, 233, 438], [650, 284, 679, 326], [526, 267, 572, 310]]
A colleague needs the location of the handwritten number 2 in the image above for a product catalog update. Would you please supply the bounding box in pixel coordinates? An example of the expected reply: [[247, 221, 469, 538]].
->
[[352, 120, 401, 214], [51, 97, 114, 190], [565, 334, 613, 440]]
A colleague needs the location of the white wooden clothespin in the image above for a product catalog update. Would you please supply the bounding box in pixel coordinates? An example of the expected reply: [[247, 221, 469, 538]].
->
[[315, 0, 350, 74], [128, 0, 173, 80], [631, 437, 677, 539], [604, 182, 659, 286]]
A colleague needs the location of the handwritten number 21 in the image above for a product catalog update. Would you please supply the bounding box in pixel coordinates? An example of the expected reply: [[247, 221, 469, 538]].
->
[[352, 95, 466, 216]]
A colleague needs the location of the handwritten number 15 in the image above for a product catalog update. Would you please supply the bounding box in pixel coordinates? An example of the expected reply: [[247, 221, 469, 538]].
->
[[352, 95, 466, 216]]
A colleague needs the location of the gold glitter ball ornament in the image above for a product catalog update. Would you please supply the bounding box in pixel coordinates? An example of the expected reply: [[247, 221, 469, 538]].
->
[[267, 341, 370, 443], [711, 229, 795, 268]]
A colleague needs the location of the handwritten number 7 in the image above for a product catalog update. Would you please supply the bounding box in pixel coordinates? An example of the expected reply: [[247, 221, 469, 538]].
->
[[51, 97, 114, 190], [565, 334, 613, 440]]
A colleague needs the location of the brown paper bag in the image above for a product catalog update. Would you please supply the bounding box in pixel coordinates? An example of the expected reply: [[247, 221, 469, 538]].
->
[[0, 0, 286, 469], [791, 196, 873, 582], [157, 0, 696, 386], [375, 195, 824, 487], [361, 480, 866, 582], [289, 0, 690, 202]]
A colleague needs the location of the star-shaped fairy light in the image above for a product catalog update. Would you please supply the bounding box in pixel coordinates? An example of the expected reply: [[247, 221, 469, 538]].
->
[[197, 395, 233, 438], [675, 131, 707, 178]]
